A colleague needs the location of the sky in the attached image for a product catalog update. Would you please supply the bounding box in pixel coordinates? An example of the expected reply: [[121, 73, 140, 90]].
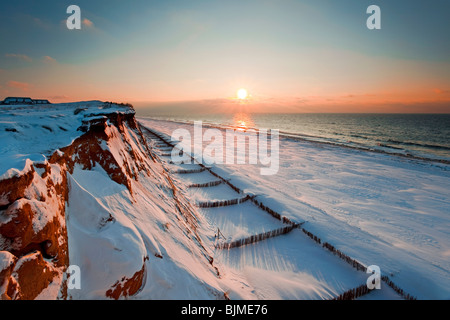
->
[[0, 0, 449, 113]]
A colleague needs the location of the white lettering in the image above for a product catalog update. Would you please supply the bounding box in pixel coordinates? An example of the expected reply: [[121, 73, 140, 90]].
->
[[66, 5, 81, 30]]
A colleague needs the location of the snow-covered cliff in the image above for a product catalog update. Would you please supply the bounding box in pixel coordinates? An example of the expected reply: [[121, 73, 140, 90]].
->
[[0, 101, 224, 299]]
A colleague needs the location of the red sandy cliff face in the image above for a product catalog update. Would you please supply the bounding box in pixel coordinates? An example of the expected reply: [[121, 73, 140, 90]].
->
[[0, 106, 154, 300], [105, 258, 148, 300], [1, 103, 221, 300], [0, 162, 69, 300]]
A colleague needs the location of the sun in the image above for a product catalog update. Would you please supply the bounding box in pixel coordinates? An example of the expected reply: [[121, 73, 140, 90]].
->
[[237, 88, 248, 100]]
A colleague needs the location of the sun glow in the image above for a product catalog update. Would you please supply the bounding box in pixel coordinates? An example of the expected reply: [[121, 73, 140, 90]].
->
[[233, 113, 254, 132], [237, 88, 248, 100]]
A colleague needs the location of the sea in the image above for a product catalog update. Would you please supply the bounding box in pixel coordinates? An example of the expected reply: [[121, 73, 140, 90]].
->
[[136, 111, 450, 163]]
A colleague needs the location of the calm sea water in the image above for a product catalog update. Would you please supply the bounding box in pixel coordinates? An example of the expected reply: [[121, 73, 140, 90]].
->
[[137, 110, 450, 162]]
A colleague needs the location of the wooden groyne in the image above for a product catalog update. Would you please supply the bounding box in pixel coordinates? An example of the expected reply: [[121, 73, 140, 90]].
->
[[332, 283, 374, 300], [381, 275, 416, 300], [250, 197, 298, 226], [197, 195, 255, 208], [188, 180, 223, 188], [173, 167, 206, 174], [216, 224, 298, 250], [300, 225, 416, 299]]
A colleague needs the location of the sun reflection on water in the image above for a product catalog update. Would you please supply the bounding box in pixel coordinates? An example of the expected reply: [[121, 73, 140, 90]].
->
[[232, 113, 254, 132]]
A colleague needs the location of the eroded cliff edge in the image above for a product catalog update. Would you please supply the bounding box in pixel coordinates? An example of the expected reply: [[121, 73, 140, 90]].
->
[[0, 102, 223, 300]]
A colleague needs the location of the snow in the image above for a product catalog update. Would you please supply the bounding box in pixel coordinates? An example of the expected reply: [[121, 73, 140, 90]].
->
[[0, 194, 8, 206], [0, 169, 64, 235], [0, 251, 16, 297], [29, 199, 55, 234], [188, 183, 239, 202], [202, 202, 284, 241], [356, 286, 403, 300], [0, 159, 33, 181], [216, 231, 368, 300], [138, 117, 450, 300], [173, 170, 220, 186], [66, 163, 229, 299], [0, 251, 15, 272], [0, 101, 133, 177], [66, 169, 147, 299], [61, 113, 228, 299]]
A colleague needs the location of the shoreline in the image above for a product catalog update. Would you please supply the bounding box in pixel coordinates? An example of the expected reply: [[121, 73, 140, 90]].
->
[[139, 118, 450, 299], [137, 116, 450, 167]]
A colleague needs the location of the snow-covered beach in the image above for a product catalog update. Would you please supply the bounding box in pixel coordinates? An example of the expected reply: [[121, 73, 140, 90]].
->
[[138, 117, 450, 300], [1, 102, 448, 300]]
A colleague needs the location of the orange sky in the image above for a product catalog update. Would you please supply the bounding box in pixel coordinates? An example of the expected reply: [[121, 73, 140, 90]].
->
[[1, 1, 449, 113]]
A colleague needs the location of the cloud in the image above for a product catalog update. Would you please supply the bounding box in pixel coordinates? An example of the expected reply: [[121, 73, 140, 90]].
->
[[7, 81, 32, 92], [5, 53, 32, 62], [82, 18, 94, 28], [42, 56, 57, 64], [433, 88, 450, 94], [49, 95, 70, 101], [59, 18, 96, 31], [32, 17, 52, 30]]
